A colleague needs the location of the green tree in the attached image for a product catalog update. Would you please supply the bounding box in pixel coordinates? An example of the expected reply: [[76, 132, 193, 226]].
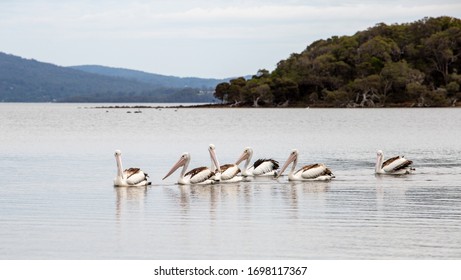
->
[[446, 81, 460, 105], [214, 82, 230, 102], [243, 82, 273, 107], [406, 82, 429, 106], [351, 75, 381, 107], [253, 69, 270, 79], [271, 78, 299, 105], [324, 89, 353, 107], [356, 36, 400, 76], [379, 61, 424, 104], [423, 26, 461, 85], [227, 77, 247, 104]]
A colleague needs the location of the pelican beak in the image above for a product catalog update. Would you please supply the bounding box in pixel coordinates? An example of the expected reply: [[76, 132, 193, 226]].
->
[[276, 152, 296, 179], [163, 156, 186, 180], [209, 146, 221, 173], [235, 150, 249, 165]]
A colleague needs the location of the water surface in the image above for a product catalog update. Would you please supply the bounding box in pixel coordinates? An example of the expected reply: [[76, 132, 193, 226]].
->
[[0, 104, 460, 259]]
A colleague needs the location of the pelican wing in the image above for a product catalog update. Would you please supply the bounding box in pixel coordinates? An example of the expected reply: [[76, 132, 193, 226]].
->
[[220, 164, 241, 180], [185, 167, 215, 184], [124, 168, 140, 176], [381, 156, 400, 168], [383, 156, 413, 172], [297, 164, 332, 179], [252, 159, 279, 175], [125, 168, 149, 185]]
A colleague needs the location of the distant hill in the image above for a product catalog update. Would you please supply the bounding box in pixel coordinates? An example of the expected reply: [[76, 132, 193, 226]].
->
[[70, 65, 227, 88], [0, 52, 218, 102]]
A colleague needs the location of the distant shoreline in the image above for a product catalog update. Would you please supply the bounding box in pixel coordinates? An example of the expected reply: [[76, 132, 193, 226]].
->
[[88, 102, 461, 109], [0, 102, 458, 108], [89, 104, 223, 109]]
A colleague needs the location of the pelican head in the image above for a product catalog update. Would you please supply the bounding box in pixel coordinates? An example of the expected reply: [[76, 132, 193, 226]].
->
[[208, 143, 221, 173], [375, 150, 384, 173], [276, 149, 299, 178], [163, 152, 190, 180], [375, 150, 384, 174], [236, 147, 253, 165]]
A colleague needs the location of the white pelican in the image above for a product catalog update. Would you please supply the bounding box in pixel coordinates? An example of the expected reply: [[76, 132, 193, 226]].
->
[[236, 147, 279, 177], [276, 149, 335, 181], [162, 151, 220, 185], [208, 144, 243, 183], [375, 150, 414, 175], [113, 150, 151, 187]]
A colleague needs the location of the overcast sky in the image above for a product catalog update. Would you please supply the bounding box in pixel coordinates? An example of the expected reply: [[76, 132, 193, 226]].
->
[[1, 0, 460, 78]]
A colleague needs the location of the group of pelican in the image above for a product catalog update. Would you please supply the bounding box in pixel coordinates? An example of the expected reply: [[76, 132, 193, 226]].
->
[[113, 146, 414, 187]]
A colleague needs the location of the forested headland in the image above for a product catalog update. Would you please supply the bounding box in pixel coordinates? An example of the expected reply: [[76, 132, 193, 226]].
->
[[214, 16, 461, 107]]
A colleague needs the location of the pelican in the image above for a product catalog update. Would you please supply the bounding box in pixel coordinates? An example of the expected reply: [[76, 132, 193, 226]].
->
[[276, 149, 334, 181], [113, 150, 151, 187], [209, 144, 243, 183], [162, 150, 220, 185], [375, 150, 414, 175], [237, 147, 279, 177]]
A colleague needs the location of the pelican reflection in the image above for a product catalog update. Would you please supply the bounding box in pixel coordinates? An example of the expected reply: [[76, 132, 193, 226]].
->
[[115, 186, 148, 221]]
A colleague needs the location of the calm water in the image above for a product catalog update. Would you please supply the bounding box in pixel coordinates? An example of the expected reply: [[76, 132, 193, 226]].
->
[[0, 103, 460, 259]]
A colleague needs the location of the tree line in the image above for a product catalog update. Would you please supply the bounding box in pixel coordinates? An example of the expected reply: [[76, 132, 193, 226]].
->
[[214, 16, 461, 107]]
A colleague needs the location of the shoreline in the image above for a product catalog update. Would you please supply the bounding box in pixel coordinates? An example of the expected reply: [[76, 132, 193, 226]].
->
[[88, 102, 461, 109]]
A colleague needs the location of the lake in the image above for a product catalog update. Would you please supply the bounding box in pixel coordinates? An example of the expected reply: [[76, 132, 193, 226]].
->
[[0, 103, 460, 259]]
